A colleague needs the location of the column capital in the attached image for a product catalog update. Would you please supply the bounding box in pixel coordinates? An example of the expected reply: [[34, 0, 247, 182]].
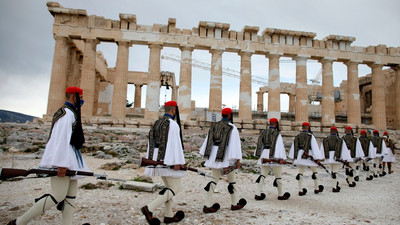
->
[[344, 60, 362, 66], [390, 64, 400, 70], [239, 50, 253, 57], [319, 57, 336, 64], [53, 35, 70, 41], [293, 55, 310, 61], [148, 42, 163, 49], [179, 44, 195, 52], [266, 53, 282, 60], [116, 40, 133, 47], [368, 63, 384, 69], [82, 38, 100, 45], [209, 48, 225, 54]]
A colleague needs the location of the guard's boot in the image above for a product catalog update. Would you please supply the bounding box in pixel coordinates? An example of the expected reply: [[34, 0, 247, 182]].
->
[[314, 185, 324, 194], [254, 193, 266, 201], [231, 198, 247, 211], [7, 219, 16, 225], [366, 175, 373, 181], [164, 211, 185, 224], [354, 176, 360, 182], [203, 203, 220, 214], [349, 182, 356, 187], [277, 192, 291, 200], [141, 206, 161, 225], [299, 188, 307, 196], [332, 182, 341, 193]]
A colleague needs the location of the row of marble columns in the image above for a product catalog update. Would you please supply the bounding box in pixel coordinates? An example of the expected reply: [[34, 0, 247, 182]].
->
[[47, 36, 400, 130]]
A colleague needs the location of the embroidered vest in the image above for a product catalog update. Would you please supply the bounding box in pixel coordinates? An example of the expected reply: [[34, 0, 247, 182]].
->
[[370, 136, 383, 154], [204, 120, 233, 162], [359, 137, 370, 156], [255, 128, 279, 158], [294, 132, 312, 158], [343, 135, 357, 158], [322, 135, 342, 159], [148, 116, 170, 161]]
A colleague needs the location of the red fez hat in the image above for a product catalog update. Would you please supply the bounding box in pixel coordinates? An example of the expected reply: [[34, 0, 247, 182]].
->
[[345, 126, 352, 130], [66, 86, 83, 95], [373, 130, 379, 134], [302, 122, 310, 127], [330, 126, 337, 131], [383, 131, 388, 135], [164, 101, 177, 107], [360, 130, 367, 134], [269, 118, 278, 123], [222, 108, 232, 115]]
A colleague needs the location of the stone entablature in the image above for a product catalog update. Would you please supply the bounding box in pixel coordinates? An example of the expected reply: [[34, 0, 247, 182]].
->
[[47, 2, 399, 64]]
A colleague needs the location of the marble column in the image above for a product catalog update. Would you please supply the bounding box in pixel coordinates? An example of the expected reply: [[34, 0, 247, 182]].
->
[[395, 67, 400, 129], [288, 93, 295, 113], [267, 54, 281, 119], [294, 56, 309, 122], [112, 41, 131, 119], [178, 45, 194, 122], [320, 58, 335, 125], [144, 43, 163, 120], [171, 86, 178, 102], [257, 91, 264, 113], [134, 84, 142, 109], [209, 49, 223, 112], [369, 63, 386, 129], [80, 38, 98, 117], [345, 61, 362, 124], [46, 36, 70, 115], [239, 51, 253, 120]]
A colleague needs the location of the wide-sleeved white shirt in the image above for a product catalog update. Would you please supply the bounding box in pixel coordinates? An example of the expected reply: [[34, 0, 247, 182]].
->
[[145, 118, 186, 177], [40, 107, 90, 179], [199, 123, 242, 169]]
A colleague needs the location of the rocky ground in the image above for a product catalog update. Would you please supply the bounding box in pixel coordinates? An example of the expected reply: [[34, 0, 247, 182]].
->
[[1, 123, 399, 224]]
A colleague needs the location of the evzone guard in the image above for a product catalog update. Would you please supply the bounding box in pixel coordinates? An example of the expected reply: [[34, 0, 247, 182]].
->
[[342, 126, 365, 186], [382, 131, 396, 175], [8, 87, 90, 225], [199, 108, 247, 214], [370, 130, 385, 177], [253, 118, 291, 201], [358, 130, 377, 181], [289, 122, 324, 196], [320, 127, 353, 192], [140, 101, 186, 225]]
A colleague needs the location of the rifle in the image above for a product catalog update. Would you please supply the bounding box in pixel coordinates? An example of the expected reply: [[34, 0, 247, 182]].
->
[[262, 158, 292, 165], [139, 157, 216, 179], [337, 159, 354, 170], [0, 168, 126, 182], [303, 152, 330, 175]]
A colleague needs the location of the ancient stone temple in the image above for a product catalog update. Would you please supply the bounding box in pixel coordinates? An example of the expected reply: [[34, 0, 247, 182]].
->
[[45, 2, 400, 131]]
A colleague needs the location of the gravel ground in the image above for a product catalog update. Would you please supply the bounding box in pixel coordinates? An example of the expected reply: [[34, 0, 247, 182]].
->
[[1, 152, 399, 225]]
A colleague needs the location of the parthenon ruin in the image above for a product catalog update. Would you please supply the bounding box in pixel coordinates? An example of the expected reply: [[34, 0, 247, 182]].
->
[[45, 2, 400, 131]]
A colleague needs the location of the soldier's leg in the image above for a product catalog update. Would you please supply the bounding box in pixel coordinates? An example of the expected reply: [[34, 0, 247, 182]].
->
[[227, 170, 246, 210], [388, 162, 393, 174], [347, 162, 356, 187], [61, 180, 77, 225], [297, 166, 306, 195], [255, 166, 269, 200], [163, 177, 184, 223], [310, 166, 324, 194], [331, 164, 341, 192], [147, 177, 178, 213], [373, 158, 379, 177], [365, 161, 373, 180], [378, 158, 385, 176], [272, 166, 290, 200], [16, 176, 70, 225]]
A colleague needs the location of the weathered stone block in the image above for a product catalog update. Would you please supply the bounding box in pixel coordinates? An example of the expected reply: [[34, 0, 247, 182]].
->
[[122, 181, 157, 192]]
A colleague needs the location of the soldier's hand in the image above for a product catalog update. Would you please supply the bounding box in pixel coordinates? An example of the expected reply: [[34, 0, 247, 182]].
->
[[316, 160, 320, 164], [57, 167, 67, 177], [279, 159, 285, 164], [173, 165, 181, 171]]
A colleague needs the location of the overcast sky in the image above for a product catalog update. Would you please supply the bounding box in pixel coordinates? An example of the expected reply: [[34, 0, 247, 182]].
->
[[0, 0, 399, 117]]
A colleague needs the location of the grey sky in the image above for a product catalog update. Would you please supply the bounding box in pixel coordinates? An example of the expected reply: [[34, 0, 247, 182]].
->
[[0, 0, 399, 117]]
